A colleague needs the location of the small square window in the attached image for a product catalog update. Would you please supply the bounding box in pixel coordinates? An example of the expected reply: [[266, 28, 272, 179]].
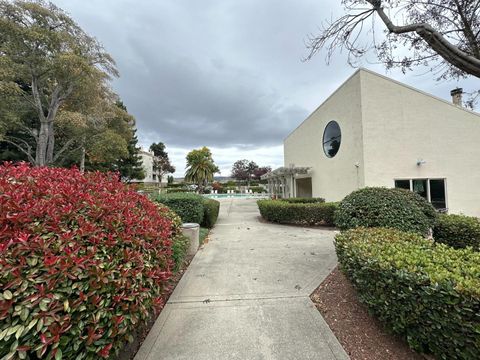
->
[[394, 178, 447, 211], [394, 180, 410, 190]]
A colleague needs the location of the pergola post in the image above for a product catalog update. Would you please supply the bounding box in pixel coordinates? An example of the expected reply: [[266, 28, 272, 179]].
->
[[261, 166, 311, 199], [290, 174, 297, 197]]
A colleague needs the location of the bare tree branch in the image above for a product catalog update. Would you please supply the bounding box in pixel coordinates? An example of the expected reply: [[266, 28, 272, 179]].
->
[[370, 2, 480, 77], [1, 136, 35, 163], [52, 137, 76, 163], [306, 0, 480, 80]]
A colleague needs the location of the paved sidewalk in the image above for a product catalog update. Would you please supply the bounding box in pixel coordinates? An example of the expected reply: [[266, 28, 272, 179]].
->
[[135, 199, 349, 360]]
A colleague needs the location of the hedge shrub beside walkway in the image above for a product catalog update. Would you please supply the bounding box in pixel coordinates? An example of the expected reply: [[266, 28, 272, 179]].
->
[[334, 187, 437, 236], [433, 213, 480, 250], [156, 192, 205, 224], [202, 198, 220, 228], [257, 199, 337, 226], [336, 227, 480, 360], [155, 193, 220, 229]]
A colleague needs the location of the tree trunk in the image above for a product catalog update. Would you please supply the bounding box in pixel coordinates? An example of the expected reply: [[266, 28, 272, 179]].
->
[[45, 99, 60, 165], [79, 135, 86, 173], [32, 76, 48, 167], [198, 180, 205, 194], [31, 78, 63, 166], [35, 121, 49, 166], [46, 121, 55, 165], [80, 142, 86, 174]]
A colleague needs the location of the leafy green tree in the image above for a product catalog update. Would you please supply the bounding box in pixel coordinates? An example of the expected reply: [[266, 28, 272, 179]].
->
[[149, 142, 175, 184], [185, 146, 219, 193], [52, 97, 132, 173], [50, 100, 141, 179], [0, 0, 118, 165], [83, 102, 132, 171]]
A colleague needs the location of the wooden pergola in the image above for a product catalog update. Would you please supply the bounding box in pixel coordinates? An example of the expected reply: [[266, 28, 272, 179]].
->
[[261, 166, 311, 198]]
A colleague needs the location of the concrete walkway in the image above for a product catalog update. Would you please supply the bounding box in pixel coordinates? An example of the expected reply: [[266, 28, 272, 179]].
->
[[135, 199, 349, 360]]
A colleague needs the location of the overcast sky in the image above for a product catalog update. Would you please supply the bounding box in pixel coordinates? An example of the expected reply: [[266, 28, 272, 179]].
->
[[55, 0, 477, 176]]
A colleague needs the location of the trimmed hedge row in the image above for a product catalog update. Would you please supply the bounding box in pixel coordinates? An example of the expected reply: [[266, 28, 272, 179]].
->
[[257, 199, 337, 226], [434, 213, 480, 250], [166, 188, 193, 194], [280, 197, 325, 204], [156, 192, 205, 224], [334, 187, 438, 235], [159, 205, 190, 271], [155, 193, 220, 229], [335, 227, 480, 360], [202, 199, 220, 228]]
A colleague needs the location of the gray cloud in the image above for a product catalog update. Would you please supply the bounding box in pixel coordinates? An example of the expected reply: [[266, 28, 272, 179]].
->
[[118, 47, 309, 148], [55, 0, 478, 175]]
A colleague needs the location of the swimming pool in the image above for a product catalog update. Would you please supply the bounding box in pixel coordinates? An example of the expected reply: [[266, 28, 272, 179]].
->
[[203, 193, 269, 199]]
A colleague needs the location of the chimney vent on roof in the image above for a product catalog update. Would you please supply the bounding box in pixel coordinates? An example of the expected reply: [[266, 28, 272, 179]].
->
[[451, 88, 463, 106]]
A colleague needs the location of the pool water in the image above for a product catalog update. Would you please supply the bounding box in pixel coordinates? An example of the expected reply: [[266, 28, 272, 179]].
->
[[204, 193, 269, 199]]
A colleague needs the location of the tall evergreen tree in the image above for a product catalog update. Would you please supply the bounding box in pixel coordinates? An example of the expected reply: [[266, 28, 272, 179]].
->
[[115, 127, 145, 182]]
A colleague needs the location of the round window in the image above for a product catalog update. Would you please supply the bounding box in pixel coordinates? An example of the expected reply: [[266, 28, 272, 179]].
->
[[322, 121, 341, 158]]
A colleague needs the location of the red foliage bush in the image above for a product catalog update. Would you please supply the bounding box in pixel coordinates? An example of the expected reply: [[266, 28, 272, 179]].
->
[[0, 163, 174, 359]]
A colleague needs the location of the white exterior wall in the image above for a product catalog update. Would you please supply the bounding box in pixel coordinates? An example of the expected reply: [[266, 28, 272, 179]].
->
[[284, 69, 480, 217], [284, 72, 366, 201], [132, 151, 166, 185], [140, 152, 156, 184], [359, 70, 480, 217]]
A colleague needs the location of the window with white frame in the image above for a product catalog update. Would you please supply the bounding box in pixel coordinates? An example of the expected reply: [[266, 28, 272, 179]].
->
[[394, 178, 447, 211]]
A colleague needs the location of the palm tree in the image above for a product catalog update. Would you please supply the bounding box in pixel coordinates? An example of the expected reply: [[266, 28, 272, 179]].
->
[[185, 147, 219, 193]]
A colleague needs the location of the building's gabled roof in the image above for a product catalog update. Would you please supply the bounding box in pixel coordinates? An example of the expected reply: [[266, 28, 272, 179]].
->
[[285, 68, 479, 141], [359, 68, 480, 117]]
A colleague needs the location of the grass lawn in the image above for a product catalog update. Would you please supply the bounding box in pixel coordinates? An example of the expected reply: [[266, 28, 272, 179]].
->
[[199, 227, 210, 245]]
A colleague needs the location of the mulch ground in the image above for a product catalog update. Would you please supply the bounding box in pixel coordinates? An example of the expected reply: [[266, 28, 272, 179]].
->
[[310, 267, 426, 360]]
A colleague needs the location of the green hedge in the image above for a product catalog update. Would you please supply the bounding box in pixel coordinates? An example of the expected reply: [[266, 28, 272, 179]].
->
[[280, 197, 325, 204], [167, 183, 186, 188], [397, 188, 438, 225], [335, 227, 480, 359], [155, 192, 204, 224], [202, 198, 220, 228], [166, 188, 192, 193], [171, 235, 190, 271], [257, 199, 337, 226], [158, 204, 190, 271], [334, 187, 438, 235], [434, 214, 480, 250]]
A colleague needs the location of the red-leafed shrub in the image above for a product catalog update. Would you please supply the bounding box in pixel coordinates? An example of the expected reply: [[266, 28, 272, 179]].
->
[[0, 163, 174, 359]]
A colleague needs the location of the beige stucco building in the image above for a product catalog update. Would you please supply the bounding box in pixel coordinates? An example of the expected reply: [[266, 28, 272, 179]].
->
[[131, 150, 167, 185], [275, 69, 480, 217]]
